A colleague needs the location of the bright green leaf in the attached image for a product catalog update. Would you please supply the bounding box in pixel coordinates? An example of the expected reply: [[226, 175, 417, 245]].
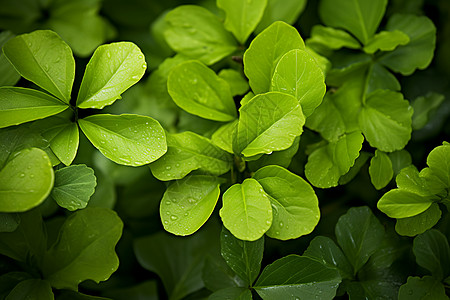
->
[[398, 276, 448, 300], [51, 165, 97, 211], [217, 0, 268, 44], [425, 143, 450, 188], [253, 165, 320, 240], [369, 150, 394, 190], [0, 148, 54, 213], [160, 175, 221, 236], [255, 0, 307, 33], [167, 61, 237, 122], [307, 25, 361, 50], [5, 279, 53, 300], [43, 207, 123, 290], [377, 190, 433, 219], [244, 21, 304, 94], [396, 165, 432, 196], [78, 114, 167, 166], [412, 93, 445, 130], [248, 136, 300, 171], [76, 42, 146, 109], [395, 203, 442, 237], [0, 31, 20, 87], [363, 30, 410, 54], [2, 30, 75, 103], [164, 5, 237, 65], [211, 120, 238, 154], [218, 69, 249, 96], [0, 87, 69, 128], [220, 179, 272, 241], [413, 229, 450, 279], [149, 131, 232, 181]]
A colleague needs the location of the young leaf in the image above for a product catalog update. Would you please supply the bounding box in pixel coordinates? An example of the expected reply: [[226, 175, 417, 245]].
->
[[425, 143, 450, 189], [319, 0, 388, 44], [307, 25, 361, 50], [167, 61, 237, 122], [51, 165, 97, 211], [254, 255, 341, 299], [369, 150, 394, 190], [396, 166, 432, 196], [235, 92, 305, 158], [164, 5, 237, 65], [412, 93, 445, 130], [377, 190, 434, 218], [220, 179, 272, 241], [0, 148, 54, 213], [149, 131, 232, 181], [221, 227, 264, 286], [253, 165, 320, 240], [395, 203, 442, 237], [398, 276, 448, 300], [5, 279, 53, 300], [217, 0, 267, 44], [359, 89, 413, 152], [305, 131, 364, 188], [160, 175, 222, 236], [271, 49, 326, 117], [78, 114, 167, 166], [363, 30, 410, 54], [2, 30, 75, 103], [43, 207, 123, 290], [0, 31, 20, 87], [0, 87, 69, 128], [255, 0, 307, 33], [335, 206, 385, 274], [211, 120, 238, 154], [76, 42, 147, 109], [379, 14, 436, 75], [218, 69, 249, 96], [413, 229, 450, 279], [244, 21, 305, 94]]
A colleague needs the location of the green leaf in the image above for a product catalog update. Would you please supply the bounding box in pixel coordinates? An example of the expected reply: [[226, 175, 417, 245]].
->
[[76, 42, 146, 109], [43, 207, 123, 290], [235, 92, 305, 158], [307, 25, 361, 51], [396, 166, 432, 196], [221, 227, 264, 286], [378, 190, 434, 219], [2, 30, 75, 103], [255, 0, 307, 33], [51, 165, 97, 211], [202, 256, 245, 291], [167, 61, 237, 122], [413, 229, 450, 279], [412, 93, 445, 130], [366, 62, 401, 94], [244, 21, 305, 94], [369, 150, 394, 190], [398, 276, 448, 300], [218, 69, 249, 97], [335, 206, 385, 274], [395, 203, 442, 237], [0, 272, 33, 298], [339, 151, 372, 185], [160, 175, 221, 236], [359, 89, 413, 152], [425, 143, 450, 188], [305, 131, 364, 188], [209, 287, 252, 300], [164, 5, 237, 65], [363, 30, 410, 54], [253, 165, 320, 240], [380, 14, 436, 75], [5, 279, 53, 300], [211, 120, 238, 154], [388, 149, 412, 176], [270, 49, 325, 117], [103, 281, 158, 300], [0, 87, 69, 128], [78, 114, 167, 166], [254, 255, 341, 299], [0, 31, 20, 87], [0, 148, 54, 213], [319, 0, 387, 44], [0, 213, 20, 232], [217, 0, 268, 44], [57, 290, 111, 300], [248, 136, 300, 171], [220, 178, 272, 241], [149, 131, 232, 181], [303, 236, 353, 280]]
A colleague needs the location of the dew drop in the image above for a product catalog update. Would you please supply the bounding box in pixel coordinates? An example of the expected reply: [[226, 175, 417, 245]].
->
[[165, 201, 171, 205], [279, 222, 284, 228], [142, 63, 147, 69], [106, 51, 111, 58], [184, 212, 189, 216], [170, 215, 178, 220], [132, 75, 139, 80], [19, 173, 25, 178], [166, 166, 171, 170], [164, 220, 169, 225], [166, 211, 170, 215], [30, 174, 35, 178], [188, 197, 196, 204]]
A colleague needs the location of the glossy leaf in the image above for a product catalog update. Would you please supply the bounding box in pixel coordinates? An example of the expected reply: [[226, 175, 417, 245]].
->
[[398, 276, 448, 300], [76, 42, 146, 109], [235, 92, 304, 158], [0, 31, 20, 87], [254, 255, 341, 299], [0, 87, 69, 128], [307, 25, 361, 50], [167, 61, 237, 122], [395, 203, 441, 237], [256, 0, 307, 33], [0, 148, 54, 212], [218, 69, 249, 96], [319, 0, 388, 44], [253, 165, 320, 240], [378, 190, 434, 218], [380, 14, 436, 75], [43, 207, 123, 290], [150, 131, 232, 181], [51, 165, 97, 211], [5, 279, 53, 300], [220, 179, 272, 241], [211, 120, 238, 154], [160, 175, 221, 236], [217, 0, 268, 44], [335, 206, 385, 274], [359, 89, 413, 152], [271, 49, 326, 117], [78, 114, 167, 166], [363, 30, 410, 54], [221, 227, 264, 286], [164, 5, 237, 65], [369, 150, 394, 190], [244, 21, 305, 94], [425, 143, 450, 189], [413, 229, 450, 279], [396, 166, 432, 196], [3, 30, 75, 103], [412, 93, 445, 130], [305, 131, 364, 188]]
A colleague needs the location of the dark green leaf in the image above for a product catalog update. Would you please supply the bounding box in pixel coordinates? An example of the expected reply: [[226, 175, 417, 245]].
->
[[388, 149, 412, 176], [413, 229, 450, 279], [208, 287, 252, 300], [202, 256, 245, 291], [0, 31, 20, 87], [412, 93, 445, 130], [0, 213, 20, 232], [255, 0, 307, 33], [103, 281, 158, 300], [339, 151, 372, 185], [5, 279, 53, 300], [366, 62, 401, 94], [398, 276, 448, 300]]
